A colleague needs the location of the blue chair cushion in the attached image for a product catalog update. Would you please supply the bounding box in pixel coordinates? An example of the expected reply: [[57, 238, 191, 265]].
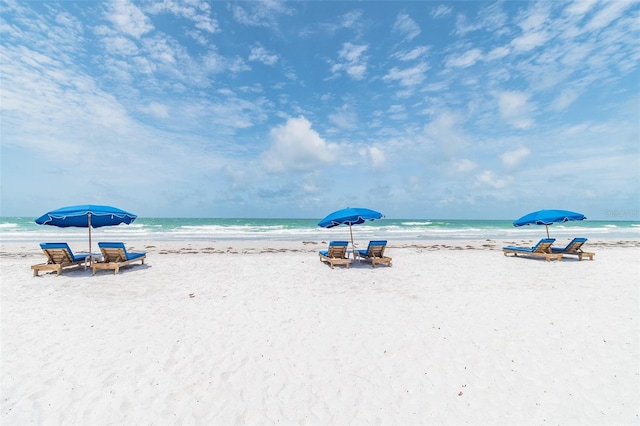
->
[[98, 242, 146, 260], [319, 241, 349, 256], [551, 237, 587, 253], [40, 242, 87, 262], [503, 238, 555, 252], [357, 240, 387, 257]]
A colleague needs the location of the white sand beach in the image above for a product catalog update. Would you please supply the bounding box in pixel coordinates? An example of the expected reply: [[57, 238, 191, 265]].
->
[[1, 239, 639, 425]]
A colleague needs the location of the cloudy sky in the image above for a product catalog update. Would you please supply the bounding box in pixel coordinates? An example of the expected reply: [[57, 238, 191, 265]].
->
[[1, 0, 638, 219]]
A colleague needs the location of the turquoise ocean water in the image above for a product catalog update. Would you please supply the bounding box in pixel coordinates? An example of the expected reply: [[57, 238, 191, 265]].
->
[[1, 217, 638, 243]]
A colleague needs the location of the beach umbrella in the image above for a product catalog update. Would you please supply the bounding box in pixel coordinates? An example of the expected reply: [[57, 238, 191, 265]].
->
[[318, 207, 384, 259], [513, 209, 586, 238], [35, 204, 137, 262]]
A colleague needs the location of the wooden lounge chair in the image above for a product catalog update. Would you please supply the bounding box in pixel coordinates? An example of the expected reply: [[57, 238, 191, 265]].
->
[[356, 240, 392, 267], [551, 238, 595, 260], [31, 242, 88, 276], [502, 238, 563, 262], [92, 242, 146, 275], [319, 241, 351, 269]]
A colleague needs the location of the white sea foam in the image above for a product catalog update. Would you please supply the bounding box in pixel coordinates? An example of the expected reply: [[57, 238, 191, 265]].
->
[[1, 218, 639, 242]]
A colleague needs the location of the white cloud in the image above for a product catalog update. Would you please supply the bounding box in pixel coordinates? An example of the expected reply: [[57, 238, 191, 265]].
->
[[517, 3, 549, 32], [485, 46, 510, 61], [455, 2, 508, 36], [142, 34, 179, 65], [560, 42, 595, 68], [511, 31, 548, 52], [337, 10, 363, 29], [550, 89, 579, 111], [432, 5, 452, 19], [477, 2, 509, 33], [365, 146, 386, 170], [387, 104, 408, 121], [201, 50, 250, 75], [424, 112, 469, 156], [455, 13, 483, 35], [107, 0, 153, 39], [328, 106, 357, 130], [302, 181, 320, 194], [445, 48, 482, 68], [476, 170, 510, 189], [393, 12, 421, 41], [104, 35, 139, 56], [230, 0, 293, 28], [318, 10, 364, 36], [498, 91, 528, 113], [500, 146, 530, 169], [451, 158, 478, 175], [564, 0, 597, 16], [262, 116, 338, 172], [330, 42, 368, 80], [563, 123, 590, 136], [146, 0, 219, 34], [249, 44, 279, 65], [340, 43, 366, 62], [584, 1, 634, 32], [393, 46, 429, 62], [141, 102, 169, 119], [424, 80, 449, 92], [383, 62, 429, 87], [496, 91, 535, 129]]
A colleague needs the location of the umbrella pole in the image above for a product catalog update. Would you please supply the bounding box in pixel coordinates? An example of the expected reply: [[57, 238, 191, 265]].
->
[[349, 224, 356, 260], [545, 225, 549, 239], [88, 213, 93, 265]]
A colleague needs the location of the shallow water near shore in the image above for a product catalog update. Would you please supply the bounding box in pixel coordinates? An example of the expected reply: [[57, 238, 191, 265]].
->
[[1, 217, 639, 243]]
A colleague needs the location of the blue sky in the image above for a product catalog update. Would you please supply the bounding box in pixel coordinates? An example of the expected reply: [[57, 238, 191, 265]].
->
[[1, 0, 638, 220]]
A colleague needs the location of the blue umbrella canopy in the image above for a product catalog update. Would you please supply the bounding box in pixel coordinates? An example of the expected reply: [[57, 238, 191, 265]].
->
[[35, 204, 137, 228], [318, 207, 384, 259], [35, 204, 137, 260], [513, 209, 586, 237], [318, 207, 383, 228]]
